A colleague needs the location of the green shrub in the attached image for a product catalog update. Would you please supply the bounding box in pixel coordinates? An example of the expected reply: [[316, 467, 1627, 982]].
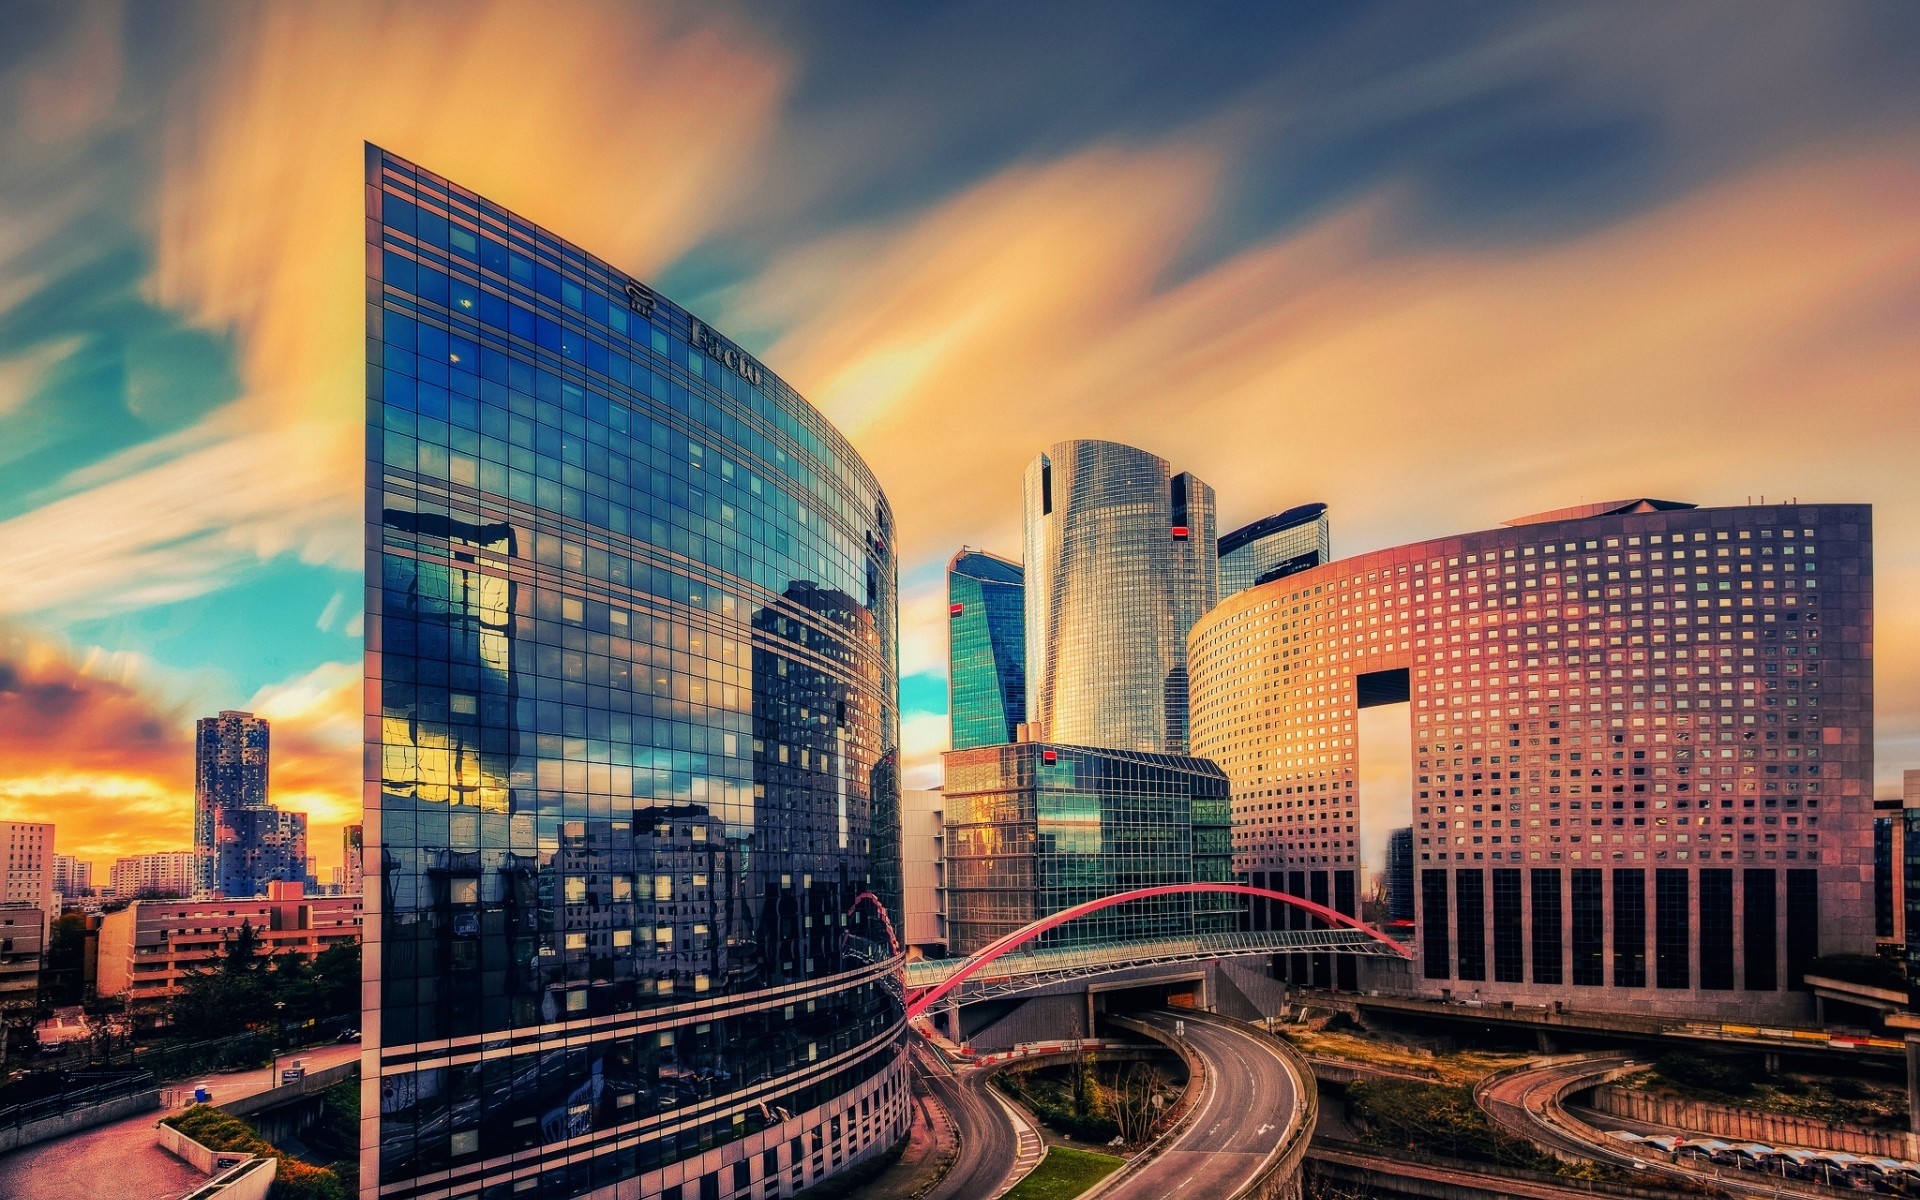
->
[[165, 1105, 349, 1200], [1652, 1051, 1764, 1096], [1345, 1080, 1561, 1173]]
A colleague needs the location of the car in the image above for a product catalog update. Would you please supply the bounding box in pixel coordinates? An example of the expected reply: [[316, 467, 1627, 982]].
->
[[335, 1028, 361, 1044]]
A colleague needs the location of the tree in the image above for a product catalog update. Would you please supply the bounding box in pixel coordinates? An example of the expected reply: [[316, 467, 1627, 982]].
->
[[170, 920, 274, 1041]]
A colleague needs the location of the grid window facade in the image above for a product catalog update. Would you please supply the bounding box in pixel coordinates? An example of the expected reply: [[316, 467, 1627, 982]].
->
[[948, 552, 1026, 750], [363, 147, 906, 1200], [941, 743, 1234, 955], [1024, 441, 1216, 754], [1189, 501, 1873, 1019], [1219, 503, 1331, 598]]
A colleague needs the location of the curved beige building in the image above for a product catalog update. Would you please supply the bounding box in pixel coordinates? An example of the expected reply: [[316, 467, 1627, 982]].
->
[[1189, 500, 1873, 1019]]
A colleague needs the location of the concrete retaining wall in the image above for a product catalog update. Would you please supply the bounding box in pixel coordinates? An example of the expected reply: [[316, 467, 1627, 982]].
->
[[1588, 1084, 1919, 1158], [216, 1059, 356, 1119], [0, 1088, 159, 1155]]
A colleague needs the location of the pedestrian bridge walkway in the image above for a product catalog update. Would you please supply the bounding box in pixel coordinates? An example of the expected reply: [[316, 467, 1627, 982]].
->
[[906, 927, 1401, 1006]]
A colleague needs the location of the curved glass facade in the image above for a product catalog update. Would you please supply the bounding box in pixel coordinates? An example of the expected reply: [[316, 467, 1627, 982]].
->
[[947, 550, 1025, 750], [1218, 502, 1330, 598], [1022, 440, 1216, 754], [362, 147, 905, 1200]]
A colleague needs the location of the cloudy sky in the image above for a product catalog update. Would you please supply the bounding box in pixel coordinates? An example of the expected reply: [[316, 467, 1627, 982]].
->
[[2, 1, 1917, 876]]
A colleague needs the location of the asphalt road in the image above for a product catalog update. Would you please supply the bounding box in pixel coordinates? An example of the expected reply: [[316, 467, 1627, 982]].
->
[[1478, 1054, 1845, 1200], [915, 1044, 1026, 1200], [1100, 1011, 1305, 1200], [0, 1041, 362, 1200]]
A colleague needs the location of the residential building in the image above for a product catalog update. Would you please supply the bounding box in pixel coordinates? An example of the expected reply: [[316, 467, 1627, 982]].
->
[[362, 146, 905, 1200], [52, 854, 92, 903], [211, 803, 308, 899], [342, 824, 363, 895], [108, 851, 199, 899], [947, 549, 1026, 750], [1023, 439, 1217, 753], [942, 741, 1234, 955], [0, 905, 45, 1012], [902, 790, 946, 956], [1219, 502, 1331, 598], [1190, 499, 1873, 1020], [2, 821, 55, 911], [95, 882, 360, 1004], [194, 710, 269, 891]]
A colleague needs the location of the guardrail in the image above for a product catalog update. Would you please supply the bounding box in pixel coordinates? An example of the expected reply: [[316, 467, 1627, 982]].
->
[[1228, 1016, 1321, 1200], [1086, 1013, 1318, 1200], [1078, 1015, 1212, 1200], [0, 1069, 155, 1129]]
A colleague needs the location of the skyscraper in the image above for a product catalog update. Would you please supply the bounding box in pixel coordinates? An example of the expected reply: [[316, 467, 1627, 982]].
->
[[1219, 502, 1330, 598], [1190, 499, 1873, 1020], [1022, 439, 1217, 753], [194, 710, 270, 893], [362, 145, 904, 1200], [947, 549, 1025, 750]]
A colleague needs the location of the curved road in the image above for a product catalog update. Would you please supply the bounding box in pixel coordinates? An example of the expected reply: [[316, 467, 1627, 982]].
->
[[913, 1043, 1036, 1200], [1479, 1054, 1844, 1200], [1101, 1011, 1306, 1200]]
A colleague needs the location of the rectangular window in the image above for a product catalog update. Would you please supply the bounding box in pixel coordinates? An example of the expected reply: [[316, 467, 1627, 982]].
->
[[1786, 868, 1819, 990], [1655, 869, 1690, 989], [1456, 869, 1486, 981], [1571, 869, 1604, 986], [1613, 869, 1646, 987], [1530, 869, 1563, 985], [1421, 869, 1450, 980], [1699, 869, 1735, 990], [1492, 869, 1523, 984], [1744, 868, 1778, 990]]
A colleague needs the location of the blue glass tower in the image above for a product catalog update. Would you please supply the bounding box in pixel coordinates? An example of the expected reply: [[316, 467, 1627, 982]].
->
[[362, 146, 905, 1200], [947, 550, 1025, 750]]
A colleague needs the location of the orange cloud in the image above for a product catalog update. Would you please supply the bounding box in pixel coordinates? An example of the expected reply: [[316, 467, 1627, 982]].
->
[[745, 137, 1920, 789], [0, 631, 364, 881]]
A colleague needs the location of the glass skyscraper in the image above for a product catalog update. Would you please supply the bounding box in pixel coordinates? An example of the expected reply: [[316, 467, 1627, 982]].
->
[[1022, 440, 1216, 754], [362, 146, 905, 1200], [1218, 502, 1330, 598], [941, 742, 1234, 955], [947, 549, 1025, 750]]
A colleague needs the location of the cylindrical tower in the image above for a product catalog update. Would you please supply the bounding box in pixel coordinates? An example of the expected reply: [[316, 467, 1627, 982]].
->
[[1022, 439, 1216, 753]]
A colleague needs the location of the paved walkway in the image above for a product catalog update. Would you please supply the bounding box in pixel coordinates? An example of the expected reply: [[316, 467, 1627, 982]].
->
[[0, 1043, 360, 1200]]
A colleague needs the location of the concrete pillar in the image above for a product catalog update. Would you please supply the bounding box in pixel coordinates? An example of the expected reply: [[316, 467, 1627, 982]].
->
[[945, 995, 962, 1045], [1536, 1031, 1558, 1055], [1764, 1051, 1781, 1076]]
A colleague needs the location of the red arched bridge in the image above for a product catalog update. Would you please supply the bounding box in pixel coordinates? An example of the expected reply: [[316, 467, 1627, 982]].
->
[[895, 883, 1412, 1019]]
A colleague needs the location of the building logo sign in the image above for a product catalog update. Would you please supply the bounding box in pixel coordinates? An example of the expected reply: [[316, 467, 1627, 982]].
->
[[622, 280, 658, 317], [690, 319, 766, 387]]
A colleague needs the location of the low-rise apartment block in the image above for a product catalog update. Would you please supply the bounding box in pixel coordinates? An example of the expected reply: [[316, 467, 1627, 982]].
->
[[96, 882, 361, 1004]]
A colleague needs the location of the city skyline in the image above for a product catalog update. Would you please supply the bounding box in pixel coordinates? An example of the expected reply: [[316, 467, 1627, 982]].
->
[[3, 2, 1920, 880]]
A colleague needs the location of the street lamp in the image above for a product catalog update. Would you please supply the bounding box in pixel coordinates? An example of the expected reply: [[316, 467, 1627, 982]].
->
[[270, 1001, 286, 1089]]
